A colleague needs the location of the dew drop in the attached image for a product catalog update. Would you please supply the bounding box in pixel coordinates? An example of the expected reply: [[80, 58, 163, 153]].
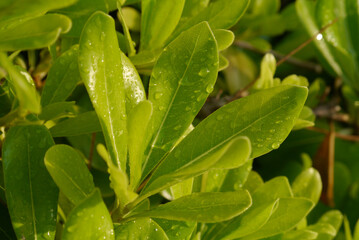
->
[[206, 84, 214, 93], [271, 142, 280, 149], [174, 125, 181, 130], [269, 129, 276, 133], [185, 106, 191, 111], [198, 68, 210, 77], [154, 92, 162, 99], [159, 106, 164, 111]]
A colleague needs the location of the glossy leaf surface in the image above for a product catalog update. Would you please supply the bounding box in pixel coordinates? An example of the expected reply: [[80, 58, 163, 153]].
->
[[0, 14, 71, 51], [62, 189, 115, 240], [44, 144, 95, 205], [292, 167, 322, 204], [41, 45, 80, 107], [79, 11, 127, 170], [214, 29, 235, 51], [140, 0, 185, 51], [50, 111, 101, 137], [115, 218, 168, 240], [142, 21, 218, 179], [143, 85, 307, 197], [155, 219, 196, 240], [132, 191, 251, 223], [2, 125, 57, 240]]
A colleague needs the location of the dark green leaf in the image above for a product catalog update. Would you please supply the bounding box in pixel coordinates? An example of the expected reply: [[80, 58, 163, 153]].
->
[[142, 21, 219, 179], [50, 111, 101, 137], [2, 125, 57, 240], [79, 11, 127, 170], [0, 204, 16, 240], [38, 101, 76, 121], [132, 191, 251, 223], [44, 144, 95, 205], [62, 189, 115, 240], [41, 45, 80, 107]]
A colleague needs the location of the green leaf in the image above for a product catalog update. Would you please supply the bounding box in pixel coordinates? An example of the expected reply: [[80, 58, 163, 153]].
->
[[0, 52, 41, 114], [132, 191, 251, 223], [56, 0, 108, 38], [242, 198, 314, 239], [170, 0, 249, 43], [220, 159, 253, 192], [142, 85, 307, 198], [0, 0, 76, 27], [142, 21, 219, 179], [2, 125, 57, 240], [155, 219, 196, 240], [292, 167, 322, 204], [128, 100, 153, 190], [41, 45, 80, 107], [62, 189, 115, 240], [44, 144, 95, 205], [293, 106, 315, 130], [243, 171, 264, 193], [50, 111, 101, 137], [120, 51, 146, 112], [282, 229, 318, 240], [0, 14, 71, 51], [38, 101, 76, 121], [354, 219, 359, 240], [141, 136, 250, 199], [140, 0, 185, 51], [214, 29, 235, 51], [114, 218, 168, 240], [170, 177, 194, 199], [307, 210, 343, 240], [181, 0, 210, 20], [214, 177, 292, 239], [79, 11, 127, 170]]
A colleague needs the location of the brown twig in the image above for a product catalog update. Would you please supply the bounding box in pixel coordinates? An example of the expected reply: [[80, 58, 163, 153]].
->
[[276, 18, 339, 67], [88, 132, 96, 169], [307, 126, 359, 142]]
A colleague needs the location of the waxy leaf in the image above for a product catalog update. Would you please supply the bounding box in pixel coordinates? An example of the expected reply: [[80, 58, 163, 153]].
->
[[143, 85, 307, 197], [79, 11, 127, 170], [292, 167, 322, 204], [0, 14, 71, 51], [128, 100, 153, 190], [2, 125, 57, 240], [132, 191, 251, 223], [115, 218, 168, 240], [120, 51, 146, 112], [142, 21, 219, 179], [140, 0, 185, 51], [242, 198, 314, 240], [44, 145, 95, 205], [0, 52, 41, 114], [215, 177, 292, 239], [170, 0, 249, 42], [62, 189, 115, 240], [0, 0, 76, 27], [50, 111, 101, 137], [41, 45, 80, 107], [154, 219, 196, 240], [181, 0, 210, 20]]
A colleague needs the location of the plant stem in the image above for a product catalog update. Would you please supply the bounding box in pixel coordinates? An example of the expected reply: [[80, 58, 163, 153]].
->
[[117, 5, 136, 57]]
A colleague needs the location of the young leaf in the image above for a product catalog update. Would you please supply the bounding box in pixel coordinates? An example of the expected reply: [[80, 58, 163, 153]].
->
[[120, 51, 146, 112], [44, 144, 95, 205], [140, 0, 185, 51], [79, 11, 127, 170], [241, 198, 314, 239], [142, 85, 307, 198], [131, 191, 251, 223], [292, 167, 322, 204], [115, 218, 168, 240], [128, 100, 153, 190], [41, 45, 80, 107], [2, 125, 57, 240], [62, 189, 115, 240], [50, 111, 101, 137], [213, 29, 235, 51], [142, 21, 219, 179], [0, 14, 71, 51], [169, 0, 250, 43], [0, 52, 41, 114]]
